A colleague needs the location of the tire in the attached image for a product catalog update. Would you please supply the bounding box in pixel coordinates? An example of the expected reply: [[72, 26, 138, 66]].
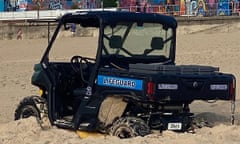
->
[[14, 96, 41, 121], [109, 117, 151, 138]]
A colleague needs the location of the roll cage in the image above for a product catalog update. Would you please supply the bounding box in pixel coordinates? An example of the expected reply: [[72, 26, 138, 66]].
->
[[41, 11, 177, 64], [39, 11, 177, 88]]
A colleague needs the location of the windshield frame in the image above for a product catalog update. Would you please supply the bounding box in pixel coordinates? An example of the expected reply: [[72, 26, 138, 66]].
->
[[40, 11, 177, 66], [101, 21, 175, 64]]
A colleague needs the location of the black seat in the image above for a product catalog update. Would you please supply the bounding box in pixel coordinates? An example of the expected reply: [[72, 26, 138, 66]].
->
[[109, 35, 123, 49], [144, 37, 164, 55], [151, 37, 164, 50]]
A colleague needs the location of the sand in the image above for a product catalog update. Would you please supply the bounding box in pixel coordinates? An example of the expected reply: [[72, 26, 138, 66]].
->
[[0, 23, 240, 143]]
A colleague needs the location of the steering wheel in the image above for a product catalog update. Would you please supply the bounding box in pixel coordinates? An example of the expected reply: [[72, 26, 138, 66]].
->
[[70, 55, 90, 74]]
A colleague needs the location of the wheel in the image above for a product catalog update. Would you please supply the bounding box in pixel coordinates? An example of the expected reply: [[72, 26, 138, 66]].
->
[[109, 117, 151, 138], [70, 55, 95, 84], [15, 96, 41, 120], [15, 96, 51, 129], [70, 55, 89, 73]]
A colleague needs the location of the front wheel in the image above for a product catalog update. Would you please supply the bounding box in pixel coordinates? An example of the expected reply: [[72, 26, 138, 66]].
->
[[14, 96, 51, 129], [109, 117, 151, 138], [14, 96, 41, 120]]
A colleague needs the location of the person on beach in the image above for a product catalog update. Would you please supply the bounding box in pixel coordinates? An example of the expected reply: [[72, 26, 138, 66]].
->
[[17, 28, 23, 40], [70, 23, 76, 37]]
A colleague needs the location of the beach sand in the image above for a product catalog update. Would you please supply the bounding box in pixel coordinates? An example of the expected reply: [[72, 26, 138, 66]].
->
[[0, 23, 240, 144]]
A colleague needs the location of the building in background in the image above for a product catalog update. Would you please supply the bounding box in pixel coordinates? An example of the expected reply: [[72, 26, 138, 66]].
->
[[0, 0, 16, 11], [0, 0, 4, 11], [118, 0, 238, 16], [0, 0, 239, 16], [16, 0, 31, 11], [217, 0, 230, 15], [13, 0, 101, 11]]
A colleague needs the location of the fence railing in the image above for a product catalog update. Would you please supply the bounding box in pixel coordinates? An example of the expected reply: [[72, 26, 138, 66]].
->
[[0, 3, 239, 21], [126, 2, 240, 17], [0, 8, 117, 21], [0, 9, 95, 21]]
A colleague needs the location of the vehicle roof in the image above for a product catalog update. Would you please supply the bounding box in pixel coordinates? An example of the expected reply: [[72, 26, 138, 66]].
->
[[60, 11, 177, 29]]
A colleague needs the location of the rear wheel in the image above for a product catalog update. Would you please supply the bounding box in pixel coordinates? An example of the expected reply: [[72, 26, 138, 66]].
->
[[109, 117, 151, 138]]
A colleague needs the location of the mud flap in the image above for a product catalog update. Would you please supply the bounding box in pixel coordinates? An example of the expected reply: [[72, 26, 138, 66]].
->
[[98, 96, 127, 126]]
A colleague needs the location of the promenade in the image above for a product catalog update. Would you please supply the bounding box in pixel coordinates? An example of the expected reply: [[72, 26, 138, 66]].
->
[[0, 10, 240, 40]]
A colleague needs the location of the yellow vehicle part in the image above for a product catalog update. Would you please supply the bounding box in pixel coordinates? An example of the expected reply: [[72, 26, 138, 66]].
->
[[39, 89, 44, 96], [76, 131, 105, 138]]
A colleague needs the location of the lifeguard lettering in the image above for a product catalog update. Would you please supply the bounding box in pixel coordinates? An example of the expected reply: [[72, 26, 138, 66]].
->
[[103, 78, 136, 88], [97, 75, 143, 90]]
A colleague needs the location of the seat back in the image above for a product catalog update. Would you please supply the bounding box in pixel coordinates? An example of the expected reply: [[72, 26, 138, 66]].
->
[[109, 35, 123, 49], [151, 37, 164, 50]]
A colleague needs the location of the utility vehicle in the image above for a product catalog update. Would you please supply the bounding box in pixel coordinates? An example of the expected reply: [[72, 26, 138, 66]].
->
[[15, 11, 236, 138]]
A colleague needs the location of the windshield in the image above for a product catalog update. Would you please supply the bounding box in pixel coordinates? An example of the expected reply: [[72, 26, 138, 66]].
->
[[102, 22, 174, 64]]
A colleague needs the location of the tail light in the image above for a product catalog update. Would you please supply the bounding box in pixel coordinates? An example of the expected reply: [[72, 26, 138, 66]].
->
[[147, 81, 155, 100], [230, 79, 236, 101], [230, 78, 236, 125]]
